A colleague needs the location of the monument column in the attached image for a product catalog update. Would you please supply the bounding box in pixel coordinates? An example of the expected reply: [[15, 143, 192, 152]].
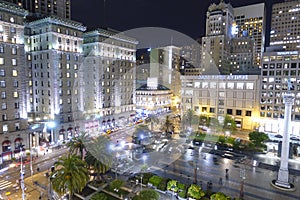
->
[[274, 82, 295, 189]]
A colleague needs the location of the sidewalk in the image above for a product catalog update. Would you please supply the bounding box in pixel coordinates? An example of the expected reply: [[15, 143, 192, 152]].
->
[[6, 171, 49, 200]]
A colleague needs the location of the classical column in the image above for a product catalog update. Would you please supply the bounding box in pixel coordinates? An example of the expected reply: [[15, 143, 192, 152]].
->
[[275, 92, 294, 188]]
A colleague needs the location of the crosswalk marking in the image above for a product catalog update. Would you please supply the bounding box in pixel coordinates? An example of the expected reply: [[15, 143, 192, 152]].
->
[[0, 179, 12, 190]]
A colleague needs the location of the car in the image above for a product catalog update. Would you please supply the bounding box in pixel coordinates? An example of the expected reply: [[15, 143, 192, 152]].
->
[[106, 129, 111, 134]]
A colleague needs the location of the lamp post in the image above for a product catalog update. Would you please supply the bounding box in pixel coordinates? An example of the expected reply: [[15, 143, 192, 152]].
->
[[140, 175, 143, 191], [239, 168, 246, 199], [171, 185, 175, 200], [20, 145, 25, 200]]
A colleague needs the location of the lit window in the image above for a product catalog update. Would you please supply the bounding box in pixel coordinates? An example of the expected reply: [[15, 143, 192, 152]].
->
[[66, 72, 70, 78], [13, 91, 18, 98], [74, 64, 78, 69], [12, 59, 17, 66], [246, 83, 254, 90], [74, 73, 77, 78], [0, 58, 4, 65], [237, 83, 244, 89], [3, 124, 8, 132], [12, 70, 18, 76], [0, 25, 3, 32], [10, 17, 14, 23], [57, 28, 61, 33], [66, 63, 70, 69]]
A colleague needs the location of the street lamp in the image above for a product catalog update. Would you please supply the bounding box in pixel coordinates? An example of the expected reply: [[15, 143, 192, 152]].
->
[[20, 145, 25, 200], [240, 168, 246, 199]]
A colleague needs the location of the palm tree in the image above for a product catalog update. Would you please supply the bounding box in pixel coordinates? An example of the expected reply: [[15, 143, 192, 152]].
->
[[84, 136, 113, 181], [145, 114, 159, 131], [162, 116, 174, 136], [51, 154, 89, 200], [68, 131, 89, 160]]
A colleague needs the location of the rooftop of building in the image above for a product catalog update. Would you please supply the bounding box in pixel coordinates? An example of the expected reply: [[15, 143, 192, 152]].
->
[[0, 0, 28, 16], [136, 84, 171, 91]]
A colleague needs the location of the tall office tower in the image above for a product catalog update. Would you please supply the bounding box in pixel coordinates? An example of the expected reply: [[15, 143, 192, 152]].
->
[[230, 37, 259, 75], [202, 1, 234, 75], [25, 16, 86, 143], [180, 42, 202, 76], [0, 2, 29, 163], [149, 46, 181, 97], [2, 0, 71, 19], [260, 51, 300, 134], [234, 3, 266, 68], [82, 29, 137, 131], [270, 0, 300, 51]]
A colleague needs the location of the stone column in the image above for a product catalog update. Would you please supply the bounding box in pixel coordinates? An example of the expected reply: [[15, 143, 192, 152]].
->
[[275, 93, 294, 188]]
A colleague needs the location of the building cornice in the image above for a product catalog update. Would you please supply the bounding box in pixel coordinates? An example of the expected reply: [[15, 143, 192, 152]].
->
[[26, 16, 86, 32], [0, 1, 27, 16]]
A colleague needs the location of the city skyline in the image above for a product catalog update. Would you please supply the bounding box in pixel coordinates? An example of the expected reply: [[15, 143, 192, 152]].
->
[[72, 0, 283, 42]]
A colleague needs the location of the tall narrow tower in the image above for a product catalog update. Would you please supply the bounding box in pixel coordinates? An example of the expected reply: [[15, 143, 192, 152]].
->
[[273, 79, 295, 190]]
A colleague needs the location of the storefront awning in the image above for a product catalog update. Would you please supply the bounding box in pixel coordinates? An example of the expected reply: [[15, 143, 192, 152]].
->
[[2, 140, 11, 146], [15, 138, 23, 143], [67, 127, 73, 131], [59, 129, 66, 133]]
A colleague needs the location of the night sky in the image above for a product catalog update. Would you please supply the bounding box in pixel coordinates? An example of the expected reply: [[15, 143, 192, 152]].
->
[[72, 0, 284, 43]]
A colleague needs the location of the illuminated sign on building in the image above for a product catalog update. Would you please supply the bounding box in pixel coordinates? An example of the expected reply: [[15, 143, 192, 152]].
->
[[276, 51, 298, 56], [198, 75, 249, 80]]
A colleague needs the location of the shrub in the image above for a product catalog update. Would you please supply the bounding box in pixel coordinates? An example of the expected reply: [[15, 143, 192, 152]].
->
[[157, 178, 168, 191], [109, 179, 124, 191], [178, 183, 186, 190], [149, 176, 163, 187], [167, 180, 178, 192]]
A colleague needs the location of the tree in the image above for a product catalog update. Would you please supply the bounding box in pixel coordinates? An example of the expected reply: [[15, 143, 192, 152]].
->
[[223, 115, 237, 131], [187, 184, 205, 200], [182, 109, 199, 130], [109, 179, 124, 191], [68, 131, 89, 160], [210, 192, 231, 200], [51, 154, 89, 200], [84, 136, 113, 181], [162, 116, 174, 136], [145, 114, 159, 131], [133, 189, 160, 200], [199, 114, 210, 127], [90, 193, 107, 200], [248, 131, 269, 148]]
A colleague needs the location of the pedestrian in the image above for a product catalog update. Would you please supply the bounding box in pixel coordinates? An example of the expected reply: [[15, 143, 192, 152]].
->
[[219, 177, 223, 185]]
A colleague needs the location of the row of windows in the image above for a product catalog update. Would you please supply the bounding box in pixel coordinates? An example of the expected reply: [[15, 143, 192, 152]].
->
[[263, 63, 300, 69], [0, 80, 18, 87], [185, 82, 254, 90], [0, 58, 18, 65], [1, 113, 20, 123], [1, 102, 19, 110], [198, 106, 252, 116]]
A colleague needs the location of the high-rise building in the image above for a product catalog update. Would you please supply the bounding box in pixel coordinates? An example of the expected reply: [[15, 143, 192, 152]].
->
[[82, 28, 138, 131], [149, 46, 181, 97], [270, 0, 300, 51], [234, 3, 266, 68], [181, 75, 260, 130], [25, 16, 86, 143], [230, 37, 258, 75], [202, 1, 234, 75], [0, 1, 29, 163], [3, 0, 71, 19], [260, 50, 300, 134]]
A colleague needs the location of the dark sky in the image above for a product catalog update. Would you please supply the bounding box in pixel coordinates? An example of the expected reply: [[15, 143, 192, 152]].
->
[[72, 0, 283, 42]]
